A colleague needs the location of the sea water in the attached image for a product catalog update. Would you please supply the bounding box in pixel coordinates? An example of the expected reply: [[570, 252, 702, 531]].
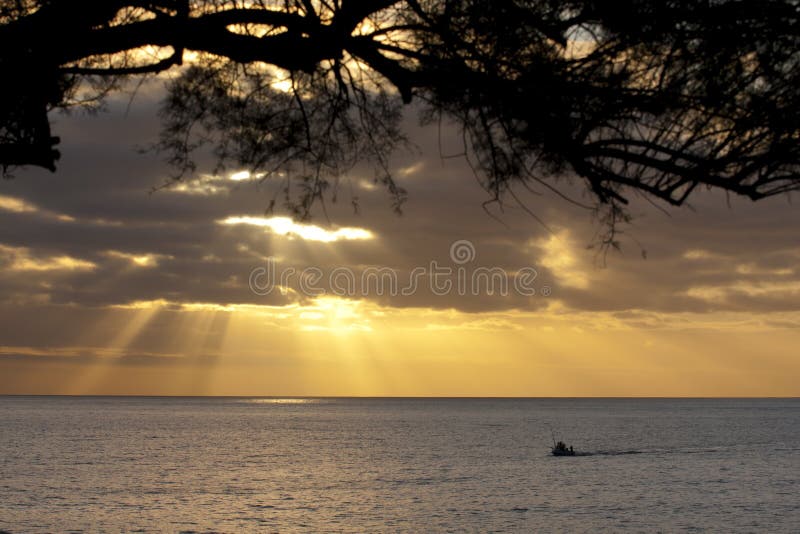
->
[[1, 397, 798, 532]]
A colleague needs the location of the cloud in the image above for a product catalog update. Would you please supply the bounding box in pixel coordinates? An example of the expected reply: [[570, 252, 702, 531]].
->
[[397, 161, 425, 177], [687, 281, 800, 303], [734, 263, 794, 276], [0, 344, 217, 366], [424, 317, 523, 331], [169, 175, 230, 196], [0, 194, 75, 222], [683, 249, 726, 261], [533, 230, 590, 289], [105, 250, 172, 268], [229, 170, 258, 181], [166, 169, 263, 196], [0, 194, 38, 213], [1, 86, 799, 318], [219, 216, 375, 242], [0, 244, 96, 272], [1, 81, 799, 395]]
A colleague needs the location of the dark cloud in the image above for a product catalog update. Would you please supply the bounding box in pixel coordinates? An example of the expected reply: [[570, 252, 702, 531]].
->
[[1, 83, 799, 318]]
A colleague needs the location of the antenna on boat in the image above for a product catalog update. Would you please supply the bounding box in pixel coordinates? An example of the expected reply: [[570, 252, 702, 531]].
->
[[548, 425, 557, 448]]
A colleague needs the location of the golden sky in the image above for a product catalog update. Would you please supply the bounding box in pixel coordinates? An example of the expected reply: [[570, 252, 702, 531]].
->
[[1, 88, 799, 396]]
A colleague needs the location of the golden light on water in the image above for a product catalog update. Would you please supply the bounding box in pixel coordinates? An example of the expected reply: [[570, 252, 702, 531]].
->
[[241, 398, 318, 404]]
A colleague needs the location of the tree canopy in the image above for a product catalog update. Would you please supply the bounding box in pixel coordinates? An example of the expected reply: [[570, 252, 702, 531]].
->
[[2, 0, 798, 231]]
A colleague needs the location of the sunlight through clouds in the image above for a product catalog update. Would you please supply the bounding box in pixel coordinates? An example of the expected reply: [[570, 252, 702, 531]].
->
[[0, 195, 75, 222], [219, 216, 374, 242], [228, 170, 253, 181], [169, 175, 229, 196], [0, 244, 96, 272], [167, 169, 261, 196], [533, 230, 590, 289], [296, 297, 373, 332], [3, 292, 800, 396], [0, 195, 38, 213], [683, 249, 726, 261], [686, 281, 800, 302], [105, 250, 171, 268]]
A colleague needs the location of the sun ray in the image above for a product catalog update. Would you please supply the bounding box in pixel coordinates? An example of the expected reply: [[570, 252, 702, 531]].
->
[[62, 302, 165, 394]]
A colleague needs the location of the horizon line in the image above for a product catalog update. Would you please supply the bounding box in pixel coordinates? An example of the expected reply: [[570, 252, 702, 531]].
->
[[1, 394, 798, 400]]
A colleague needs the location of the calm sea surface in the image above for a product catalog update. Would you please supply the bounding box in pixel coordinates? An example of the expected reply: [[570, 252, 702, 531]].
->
[[1, 397, 798, 532]]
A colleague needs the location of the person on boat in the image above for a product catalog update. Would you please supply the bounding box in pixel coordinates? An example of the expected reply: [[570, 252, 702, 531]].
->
[[569, 446, 573, 453]]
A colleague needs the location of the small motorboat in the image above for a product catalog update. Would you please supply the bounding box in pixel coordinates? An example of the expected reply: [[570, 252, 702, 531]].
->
[[551, 440, 576, 456]]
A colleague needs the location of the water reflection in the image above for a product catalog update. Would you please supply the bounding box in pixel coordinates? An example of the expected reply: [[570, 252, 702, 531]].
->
[[239, 397, 318, 405]]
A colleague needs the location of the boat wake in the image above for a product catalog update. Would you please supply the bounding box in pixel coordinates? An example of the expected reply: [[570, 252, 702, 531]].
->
[[576, 449, 644, 457], [557, 447, 725, 457]]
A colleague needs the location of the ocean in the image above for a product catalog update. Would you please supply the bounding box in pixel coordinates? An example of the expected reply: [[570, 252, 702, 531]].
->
[[1, 397, 798, 532]]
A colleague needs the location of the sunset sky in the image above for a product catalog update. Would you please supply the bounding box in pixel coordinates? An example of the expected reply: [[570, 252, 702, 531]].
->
[[1, 84, 799, 397]]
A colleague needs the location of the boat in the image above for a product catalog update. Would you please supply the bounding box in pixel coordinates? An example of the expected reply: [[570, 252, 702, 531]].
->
[[551, 440, 576, 456]]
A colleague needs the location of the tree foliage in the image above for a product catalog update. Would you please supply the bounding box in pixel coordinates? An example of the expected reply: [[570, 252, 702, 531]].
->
[[1, 0, 798, 230]]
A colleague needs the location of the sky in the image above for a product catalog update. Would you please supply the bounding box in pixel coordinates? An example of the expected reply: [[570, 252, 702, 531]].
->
[[1, 84, 799, 396]]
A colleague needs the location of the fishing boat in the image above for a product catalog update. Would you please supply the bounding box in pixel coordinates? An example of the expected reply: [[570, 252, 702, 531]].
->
[[551, 440, 576, 456]]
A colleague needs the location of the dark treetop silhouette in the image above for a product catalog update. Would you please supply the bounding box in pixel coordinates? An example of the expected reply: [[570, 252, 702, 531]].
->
[[1, 0, 798, 236]]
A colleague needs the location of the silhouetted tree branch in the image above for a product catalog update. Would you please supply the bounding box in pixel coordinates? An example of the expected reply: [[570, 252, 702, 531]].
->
[[1, 0, 798, 234]]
